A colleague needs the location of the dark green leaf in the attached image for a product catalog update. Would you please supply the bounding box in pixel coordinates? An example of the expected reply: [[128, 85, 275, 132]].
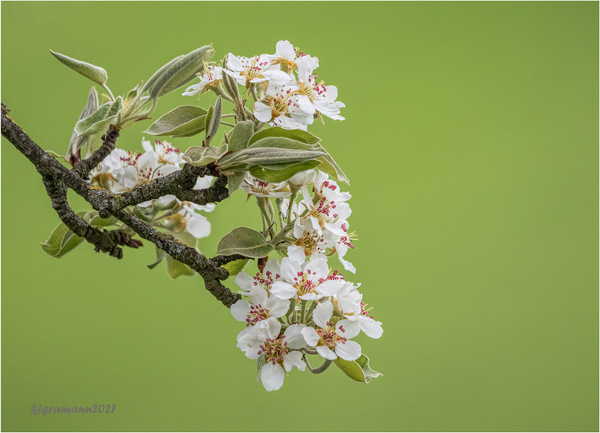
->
[[248, 136, 319, 151], [166, 255, 195, 279], [227, 172, 245, 193], [218, 147, 325, 170], [250, 160, 320, 183], [248, 127, 320, 146]]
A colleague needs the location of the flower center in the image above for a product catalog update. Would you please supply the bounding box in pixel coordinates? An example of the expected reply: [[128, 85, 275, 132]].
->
[[258, 335, 289, 366], [316, 321, 347, 350], [246, 304, 270, 326]]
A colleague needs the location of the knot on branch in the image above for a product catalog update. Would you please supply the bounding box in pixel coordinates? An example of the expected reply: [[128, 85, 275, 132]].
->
[[91, 229, 143, 259]]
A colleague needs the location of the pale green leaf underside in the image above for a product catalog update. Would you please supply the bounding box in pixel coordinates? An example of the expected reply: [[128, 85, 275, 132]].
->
[[216, 226, 273, 258]]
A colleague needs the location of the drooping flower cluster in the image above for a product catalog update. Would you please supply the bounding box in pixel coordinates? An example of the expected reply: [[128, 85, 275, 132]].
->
[[89, 139, 214, 239], [230, 170, 382, 391], [184, 40, 345, 131]]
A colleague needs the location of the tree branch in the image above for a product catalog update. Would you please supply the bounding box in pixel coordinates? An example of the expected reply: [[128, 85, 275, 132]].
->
[[1, 103, 241, 308]]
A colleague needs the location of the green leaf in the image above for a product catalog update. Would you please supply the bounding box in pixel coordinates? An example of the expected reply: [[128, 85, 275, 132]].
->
[[143, 105, 207, 137], [40, 222, 84, 258], [205, 96, 222, 144], [183, 144, 228, 166], [148, 247, 167, 270], [250, 160, 320, 183], [216, 227, 273, 258], [334, 354, 382, 384], [228, 120, 254, 152], [227, 172, 245, 193], [166, 255, 195, 279], [221, 259, 249, 277], [248, 127, 320, 146], [248, 136, 319, 151], [49, 49, 108, 85], [315, 144, 350, 185], [218, 147, 325, 171], [74, 96, 122, 137], [68, 87, 99, 159], [143, 45, 215, 99], [256, 355, 266, 382]]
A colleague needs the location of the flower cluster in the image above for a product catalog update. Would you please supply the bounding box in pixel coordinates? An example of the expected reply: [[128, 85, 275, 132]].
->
[[231, 170, 382, 391], [184, 40, 344, 131], [89, 139, 214, 239]]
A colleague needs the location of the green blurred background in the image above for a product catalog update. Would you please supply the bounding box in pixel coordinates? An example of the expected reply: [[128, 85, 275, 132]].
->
[[1, 2, 598, 431]]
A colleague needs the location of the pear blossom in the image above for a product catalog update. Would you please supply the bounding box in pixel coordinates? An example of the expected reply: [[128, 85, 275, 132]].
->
[[223, 53, 289, 88], [234, 259, 283, 296], [253, 83, 314, 130], [254, 324, 307, 392], [270, 254, 345, 301], [230, 286, 289, 327], [182, 65, 224, 96], [301, 301, 361, 361], [270, 40, 319, 77], [334, 283, 383, 339], [240, 173, 291, 198]]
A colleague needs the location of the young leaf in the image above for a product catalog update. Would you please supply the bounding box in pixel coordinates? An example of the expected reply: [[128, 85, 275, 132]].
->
[[40, 222, 84, 258], [183, 144, 228, 166], [148, 247, 167, 270], [205, 96, 222, 144], [49, 49, 108, 85], [221, 259, 249, 277], [228, 120, 254, 152], [144, 45, 215, 99], [248, 127, 320, 146], [333, 354, 382, 383], [67, 87, 99, 159], [74, 96, 122, 137], [250, 160, 320, 183], [216, 227, 273, 258], [315, 144, 350, 185], [227, 172, 246, 193], [166, 255, 195, 279], [143, 105, 207, 137]]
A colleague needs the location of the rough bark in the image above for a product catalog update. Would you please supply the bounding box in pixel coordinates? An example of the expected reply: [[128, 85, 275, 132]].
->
[[1, 102, 241, 308]]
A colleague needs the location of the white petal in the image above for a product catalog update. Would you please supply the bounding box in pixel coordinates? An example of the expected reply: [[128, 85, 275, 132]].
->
[[230, 300, 251, 322], [186, 214, 211, 238], [336, 319, 360, 339], [276, 40, 295, 60], [316, 345, 337, 360], [335, 340, 361, 361], [261, 363, 285, 392], [254, 102, 273, 122], [283, 350, 306, 372], [270, 281, 296, 300], [286, 245, 306, 265], [359, 316, 384, 339], [234, 272, 254, 292], [284, 324, 307, 349], [248, 286, 268, 306], [313, 301, 333, 329], [266, 297, 290, 318], [301, 327, 320, 346], [316, 279, 343, 297], [280, 257, 299, 283]]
